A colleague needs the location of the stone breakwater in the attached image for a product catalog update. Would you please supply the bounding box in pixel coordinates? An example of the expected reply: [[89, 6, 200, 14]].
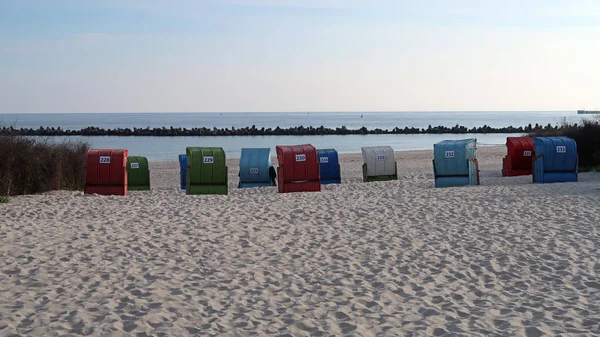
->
[[0, 123, 567, 136]]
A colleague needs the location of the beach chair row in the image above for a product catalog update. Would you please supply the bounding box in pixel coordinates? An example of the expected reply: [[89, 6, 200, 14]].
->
[[433, 136, 578, 186], [83, 136, 578, 196], [84, 145, 341, 196]]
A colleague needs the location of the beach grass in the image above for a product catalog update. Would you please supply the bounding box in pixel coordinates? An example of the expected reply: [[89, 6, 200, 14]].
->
[[0, 135, 89, 196]]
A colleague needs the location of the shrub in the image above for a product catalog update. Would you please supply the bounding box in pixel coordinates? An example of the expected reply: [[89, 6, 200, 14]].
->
[[531, 118, 600, 171], [0, 135, 89, 196]]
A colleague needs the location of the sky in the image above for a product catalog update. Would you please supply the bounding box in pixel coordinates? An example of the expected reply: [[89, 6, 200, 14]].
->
[[1, 0, 599, 113]]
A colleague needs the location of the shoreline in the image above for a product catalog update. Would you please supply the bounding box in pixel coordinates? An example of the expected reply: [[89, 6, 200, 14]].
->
[[153, 146, 505, 164]]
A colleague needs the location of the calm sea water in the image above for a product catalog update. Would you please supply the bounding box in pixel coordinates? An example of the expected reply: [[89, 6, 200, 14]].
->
[[40, 133, 522, 161], [1, 111, 589, 160]]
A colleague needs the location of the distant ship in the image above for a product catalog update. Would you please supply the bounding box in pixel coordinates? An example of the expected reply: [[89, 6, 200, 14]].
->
[[577, 110, 600, 114]]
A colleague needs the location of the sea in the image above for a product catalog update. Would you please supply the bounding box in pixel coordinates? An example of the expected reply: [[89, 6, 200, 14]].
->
[[0, 111, 588, 160]]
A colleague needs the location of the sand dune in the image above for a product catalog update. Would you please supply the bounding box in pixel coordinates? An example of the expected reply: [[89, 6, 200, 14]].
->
[[1, 146, 599, 336]]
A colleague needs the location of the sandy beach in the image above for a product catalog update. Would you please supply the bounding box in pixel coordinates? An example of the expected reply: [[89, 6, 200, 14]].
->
[[1, 146, 599, 336]]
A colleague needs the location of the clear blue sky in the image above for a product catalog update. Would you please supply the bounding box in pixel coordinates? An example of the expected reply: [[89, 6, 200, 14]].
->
[[1, 0, 599, 113]]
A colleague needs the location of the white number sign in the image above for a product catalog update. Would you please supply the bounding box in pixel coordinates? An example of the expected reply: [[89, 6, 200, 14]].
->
[[445, 151, 455, 158], [376, 155, 386, 160], [296, 154, 306, 162], [319, 157, 329, 163], [556, 146, 566, 153], [203, 156, 214, 163], [100, 156, 111, 163], [130, 162, 139, 169], [249, 168, 259, 173], [523, 151, 532, 157]]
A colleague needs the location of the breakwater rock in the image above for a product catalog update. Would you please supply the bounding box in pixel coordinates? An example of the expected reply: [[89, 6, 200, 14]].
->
[[0, 123, 567, 137]]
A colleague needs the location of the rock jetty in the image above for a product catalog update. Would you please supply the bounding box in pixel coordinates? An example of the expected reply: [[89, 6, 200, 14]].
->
[[0, 123, 566, 136]]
